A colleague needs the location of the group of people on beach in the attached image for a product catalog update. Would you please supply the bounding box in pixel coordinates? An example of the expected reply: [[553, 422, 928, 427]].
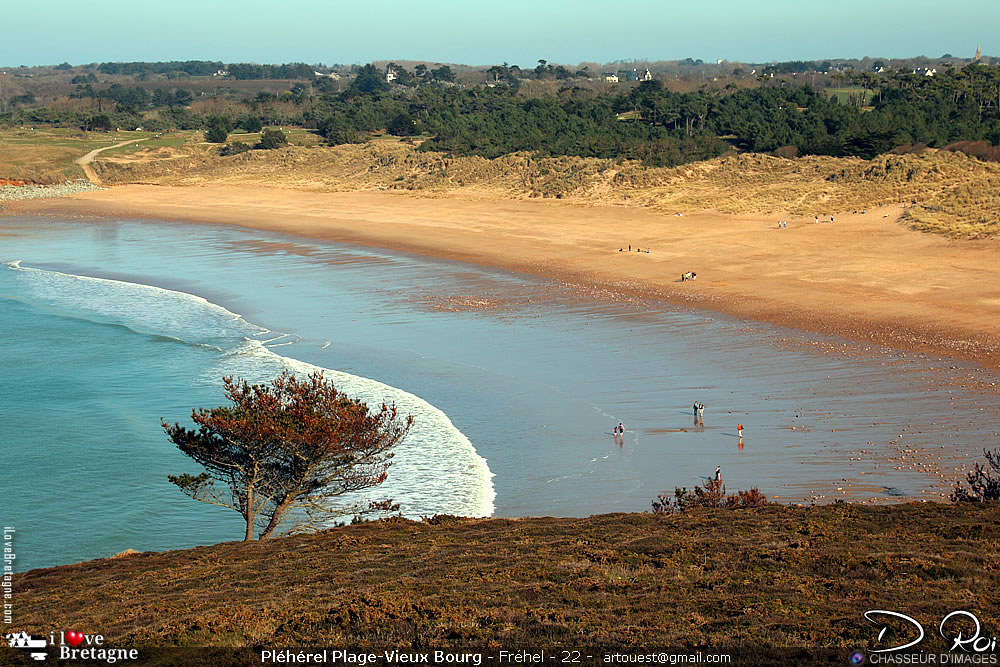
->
[[612, 401, 743, 451], [619, 245, 651, 254], [681, 272, 697, 281]]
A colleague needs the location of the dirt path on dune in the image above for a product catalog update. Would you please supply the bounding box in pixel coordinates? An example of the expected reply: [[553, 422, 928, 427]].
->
[[74, 138, 149, 185]]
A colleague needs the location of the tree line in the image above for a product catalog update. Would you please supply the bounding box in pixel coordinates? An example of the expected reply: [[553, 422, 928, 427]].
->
[[3, 62, 999, 167]]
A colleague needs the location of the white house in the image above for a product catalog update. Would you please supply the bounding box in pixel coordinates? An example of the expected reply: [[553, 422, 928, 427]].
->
[[603, 72, 619, 83]]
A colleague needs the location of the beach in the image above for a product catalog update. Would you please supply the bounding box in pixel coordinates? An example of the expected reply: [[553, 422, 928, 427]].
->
[[13, 184, 1000, 371], [4, 209, 997, 570]]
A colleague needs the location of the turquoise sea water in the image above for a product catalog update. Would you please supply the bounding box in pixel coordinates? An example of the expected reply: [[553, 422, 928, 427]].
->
[[1, 216, 996, 572]]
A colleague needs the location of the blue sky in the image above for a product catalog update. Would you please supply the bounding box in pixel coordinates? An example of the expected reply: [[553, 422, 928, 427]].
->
[[5, 0, 996, 67]]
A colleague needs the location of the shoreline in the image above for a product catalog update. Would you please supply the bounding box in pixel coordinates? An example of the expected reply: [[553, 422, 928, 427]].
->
[[8, 183, 1000, 371]]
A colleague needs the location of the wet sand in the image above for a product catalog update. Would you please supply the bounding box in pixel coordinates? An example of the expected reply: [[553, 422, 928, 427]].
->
[[12, 184, 1000, 372]]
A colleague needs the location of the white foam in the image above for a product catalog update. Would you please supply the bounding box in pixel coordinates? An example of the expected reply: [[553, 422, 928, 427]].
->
[[211, 339, 496, 519], [6, 262, 496, 519], [6, 262, 262, 346]]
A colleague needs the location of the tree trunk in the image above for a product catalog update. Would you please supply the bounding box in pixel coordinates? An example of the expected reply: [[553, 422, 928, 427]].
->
[[259, 497, 293, 540], [244, 485, 255, 541]]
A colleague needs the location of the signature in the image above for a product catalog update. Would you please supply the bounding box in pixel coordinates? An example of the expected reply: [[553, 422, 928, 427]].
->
[[865, 610, 998, 653]]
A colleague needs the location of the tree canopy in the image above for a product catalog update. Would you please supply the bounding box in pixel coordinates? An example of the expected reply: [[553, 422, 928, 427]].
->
[[7, 60, 1000, 168], [163, 372, 413, 540]]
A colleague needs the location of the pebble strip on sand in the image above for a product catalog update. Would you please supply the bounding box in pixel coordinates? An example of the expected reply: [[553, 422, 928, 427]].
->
[[0, 181, 102, 202]]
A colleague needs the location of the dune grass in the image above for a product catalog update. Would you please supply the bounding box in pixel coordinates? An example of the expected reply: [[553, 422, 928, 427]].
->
[[87, 141, 1000, 239], [7, 126, 999, 240]]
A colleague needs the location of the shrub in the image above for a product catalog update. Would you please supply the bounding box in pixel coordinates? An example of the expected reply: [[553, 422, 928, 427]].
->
[[204, 124, 228, 143], [951, 448, 1000, 502], [255, 128, 288, 150], [325, 126, 367, 146], [941, 140, 1000, 163], [219, 141, 251, 157], [889, 143, 929, 155], [82, 113, 112, 132], [240, 115, 263, 133], [773, 145, 798, 159], [387, 112, 418, 137], [652, 478, 770, 514], [204, 115, 234, 143]]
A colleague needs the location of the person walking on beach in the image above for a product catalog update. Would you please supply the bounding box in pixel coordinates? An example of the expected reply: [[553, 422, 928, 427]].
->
[[618, 422, 624, 436], [737, 423, 744, 439], [714, 466, 722, 482], [697, 402, 705, 419]]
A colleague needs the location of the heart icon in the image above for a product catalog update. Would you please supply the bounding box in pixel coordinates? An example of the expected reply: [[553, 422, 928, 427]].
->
[[65, 631, 84, 647]]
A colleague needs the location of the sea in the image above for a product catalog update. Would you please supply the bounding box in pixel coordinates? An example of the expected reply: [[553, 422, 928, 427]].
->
[[1, 215, 996, 572]]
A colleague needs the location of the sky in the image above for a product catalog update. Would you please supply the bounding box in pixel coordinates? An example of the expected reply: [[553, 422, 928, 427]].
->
[[4, 0, 996, 68]]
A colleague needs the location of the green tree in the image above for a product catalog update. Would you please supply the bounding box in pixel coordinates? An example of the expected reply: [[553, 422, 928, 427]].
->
[[256, 127, 288, 149], [319, 115, 367, 145], [430, 65, 456, 83], [82, 113, 112, 132], [173, 88, 193, 107], [204, 115, 233, 143], [351, 63, 390, 94], [240, 115, 263, 133], [204, 125, 228, 143], [164, 372, 413, 540], [387, 112, 417, 136]]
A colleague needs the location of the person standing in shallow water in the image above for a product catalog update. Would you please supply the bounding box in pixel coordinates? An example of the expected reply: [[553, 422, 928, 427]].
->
[[714, 466, 722, 482], [737, 423, 743, 439]]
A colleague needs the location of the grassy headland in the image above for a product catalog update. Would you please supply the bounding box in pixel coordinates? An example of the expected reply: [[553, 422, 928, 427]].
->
[[7, 505, 999, 653]]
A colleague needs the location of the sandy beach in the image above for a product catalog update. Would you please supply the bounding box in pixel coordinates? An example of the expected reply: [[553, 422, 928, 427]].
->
[[11, 184, 1000, 369]]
